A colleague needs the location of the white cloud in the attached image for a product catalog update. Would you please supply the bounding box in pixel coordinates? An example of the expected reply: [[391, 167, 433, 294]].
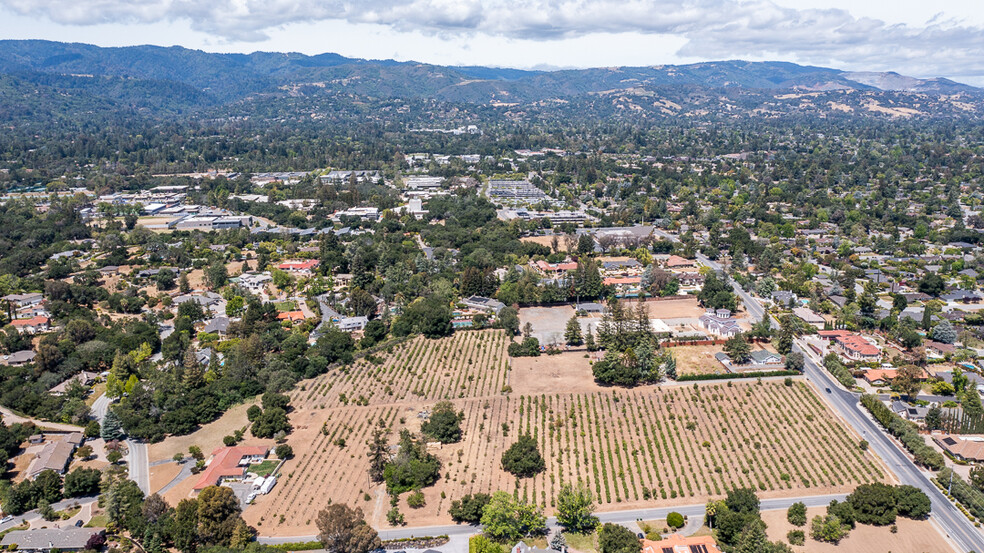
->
[[1, 0, 984, 81]]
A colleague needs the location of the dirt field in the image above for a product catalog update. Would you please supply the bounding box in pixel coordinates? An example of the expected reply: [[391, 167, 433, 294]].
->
[[669, 345, 728, 375], [761, 507, 958, 552], [519, 305, 577, 346], [148, 401, 265, 462], [624, 297, 706, 319], [511, 352, 604, 394], [149, 461, 183, 494], [520, 235, 567, 251]]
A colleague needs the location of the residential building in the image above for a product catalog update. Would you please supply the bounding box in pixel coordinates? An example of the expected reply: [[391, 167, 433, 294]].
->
[[792, 307, 826, 329], [1, 292, 44, 308], [665, 255, 696, 269], [26, 440, 75, 478], [49, 371, 98, 396], [925, 340, 957, 359], [3, 350, 36, 366], [642, 534, 722, 553], [336, 316, 369, 332], [277, 259, 319, 275], [193, 446, 269, 491], [533, 260, 578, 274], [934, 434, 984, 462], [202, 317, 232, 336], [771, 290, 798, 306], [1, 528, 106, 552], [277, 311, 307, 323], [699, 309, 742, 337], [462, 296, 506, 315], [238, 272, 273, 294], [10, 315, 50, 334], [818, 330, 882, 362]]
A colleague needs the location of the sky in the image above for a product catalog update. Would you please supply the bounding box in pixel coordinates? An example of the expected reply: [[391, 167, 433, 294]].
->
[[1, 0, 984, 85]]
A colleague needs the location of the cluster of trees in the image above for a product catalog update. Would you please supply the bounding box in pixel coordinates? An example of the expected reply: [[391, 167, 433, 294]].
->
[[591, 300, 676, 386], [501, 435, 546, 478], [704, 488, 792, 553], [247, 393, 292, 439], [789, 483, 930, 544], [860, 394, 945, 469]]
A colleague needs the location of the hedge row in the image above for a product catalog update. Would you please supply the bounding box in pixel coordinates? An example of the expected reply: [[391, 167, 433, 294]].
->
[[823, 356, 856, 389], [860, 394, 945, 470], [676, 370, 799, 382], [936, 468, 984, 522]]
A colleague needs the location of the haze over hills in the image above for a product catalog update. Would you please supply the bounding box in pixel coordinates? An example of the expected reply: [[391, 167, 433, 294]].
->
[[0, 39, 981, 121]]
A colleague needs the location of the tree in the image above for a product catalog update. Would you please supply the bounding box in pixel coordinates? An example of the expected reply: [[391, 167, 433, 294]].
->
[[420, 401, 464, 444], [480, 491, 546, 541], [101, 409, 125, 440], [275, 444, 294, 459], [725, 487, 760, 515], [564, 315, 583, 346], [787, 501, 807, 526], [64, 467, 102, 497], [449, 493, 491, 523], [348, 287, 377, 318], [34, 469, 63, 504], [931, 320, 957, 344], [847, 483, 897, 525], [316, 504, 381, 553], [497, 307, 520, 336], [577, 233, 595, 255], [556, 483, 598, 533], [382, 431, 441, 494], [205, 261, 229, 290], [724, 334, 751, 365], [75, 444, 94, 460], [173, 499, 199, 553], [892, 365, 923, 400], [470, 536, 505, 553], [501, 434, 545, 477], [598, 522, 641, 553], [784, 352, 804, 372], [106, 478, 145, 533], [189, 445, 205, 461], [810, 515, 849, 543], [367, 428, 388, 483], [925, 405, 943, 430], [895, 485, 931, 519], [196, 486, 243, 546], [732, 519, 792, 553], [918, 273, 945, 297]]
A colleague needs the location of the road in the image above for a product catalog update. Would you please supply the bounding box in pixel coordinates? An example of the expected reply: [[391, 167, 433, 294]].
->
[[257, 493, 847, 547], [92, 393, 151, 495], [0, 496, 98, 533], [0, 405, 83, 433], [695, 253, 984, 552]]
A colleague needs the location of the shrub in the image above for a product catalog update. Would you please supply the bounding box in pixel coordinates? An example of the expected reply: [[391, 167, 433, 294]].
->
[[810, 514, 849, 544], [449, 493, 491, 523], [787, 501, 807, 527], [847, 483, 898, 525], [275, 444, 294, 459], [407, 490, 426, 509], [786, 530, 805, 546], [666, 512, 684, 529]]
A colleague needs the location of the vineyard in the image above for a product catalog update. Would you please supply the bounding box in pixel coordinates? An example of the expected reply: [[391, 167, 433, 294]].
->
[[248, 344, 887, 535], [289, 330, 511, 409]]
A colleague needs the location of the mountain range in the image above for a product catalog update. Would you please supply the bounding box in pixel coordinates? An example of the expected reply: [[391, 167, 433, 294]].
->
[[0, 40, 981, 121]]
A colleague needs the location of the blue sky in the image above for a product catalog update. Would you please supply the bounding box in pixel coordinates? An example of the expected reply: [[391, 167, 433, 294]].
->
[[2, 0, 983, 85]]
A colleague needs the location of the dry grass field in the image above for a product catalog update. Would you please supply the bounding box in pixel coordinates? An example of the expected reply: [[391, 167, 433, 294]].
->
[[761, 507, 957, 552], [241, 327, 887, 535]]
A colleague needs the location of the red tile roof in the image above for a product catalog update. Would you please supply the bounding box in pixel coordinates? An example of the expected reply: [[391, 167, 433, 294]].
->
[[10, 316, 49, 327], [277, 311, 307, 322], [193, 446, 268, 490], [277, 260, 319, 271]]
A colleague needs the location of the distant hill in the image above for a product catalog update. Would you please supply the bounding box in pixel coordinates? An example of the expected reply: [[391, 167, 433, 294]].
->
[[0, 40, 980, 121]]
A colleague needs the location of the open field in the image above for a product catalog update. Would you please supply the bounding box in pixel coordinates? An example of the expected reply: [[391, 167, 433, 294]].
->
[[245, 365, 886, 535], [520, 235, 565, 250], [670, 344, 728, 375], [761, 506, 958, 552], [622, 297, 707, 319]]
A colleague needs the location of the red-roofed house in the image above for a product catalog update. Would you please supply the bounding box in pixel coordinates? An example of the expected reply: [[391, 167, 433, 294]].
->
[[533, 260, 578, 274], [193, 446, 269, 491], [818, 330, 882, 362], [277, 260, 319, 275], [665, 255, 696, 269], [10, 316, 50, 335], [277, 311, 307, 323], [642, 534, 722, 553]]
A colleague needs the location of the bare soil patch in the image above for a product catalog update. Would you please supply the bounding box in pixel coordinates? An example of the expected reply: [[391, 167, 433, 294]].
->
[[148, 401, 266, 463], [149, 461, 183, 494], [670, 344, 727, 375], [511, 352, 602, 394], [761, 507, 957, 552], [624, 297, 705, 319]]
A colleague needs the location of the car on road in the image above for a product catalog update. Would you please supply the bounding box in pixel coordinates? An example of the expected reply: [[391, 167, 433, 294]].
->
[[75, 519, 84, 527], [0, 515, 12, 524], [825, 387, 831, 393]]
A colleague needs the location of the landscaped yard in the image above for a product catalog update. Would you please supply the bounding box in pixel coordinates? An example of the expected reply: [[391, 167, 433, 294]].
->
[[273, 301, 298, 312], [250, 460, 280, 477]]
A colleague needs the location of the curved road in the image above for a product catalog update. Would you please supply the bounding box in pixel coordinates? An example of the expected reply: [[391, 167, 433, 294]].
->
[[92, 393, 150, 495], [696, 252, 984, 552]]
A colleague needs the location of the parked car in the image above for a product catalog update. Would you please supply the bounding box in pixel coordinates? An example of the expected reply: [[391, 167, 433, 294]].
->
[[75, 520, 84, 527], [0, 515, 13, 524]]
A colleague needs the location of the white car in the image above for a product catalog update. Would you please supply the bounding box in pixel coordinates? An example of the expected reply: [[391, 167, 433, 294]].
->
[[246, 493, 257, 504], [0, 515, 13, 524]]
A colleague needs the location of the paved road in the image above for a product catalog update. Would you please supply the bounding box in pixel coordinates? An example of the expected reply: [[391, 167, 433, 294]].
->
[[696, 253, 984, 552], [257, 493, 847, 548], [92, 393, 151, 495], [0, 496, 98, 533], [0, 405, 83, 432], [91, 393, 111, 422]]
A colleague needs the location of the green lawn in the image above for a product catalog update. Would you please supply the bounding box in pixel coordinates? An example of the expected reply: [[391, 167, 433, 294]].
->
[[273, 301, 297, 312], [85, 514, 109, 528], [250, 460, 280, 477], [563, 533, 598, 553]]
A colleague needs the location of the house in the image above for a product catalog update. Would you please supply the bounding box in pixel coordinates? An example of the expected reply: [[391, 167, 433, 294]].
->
[[202, 317, 232, 336], [1, 292, 44, 308], [604, 276, 643, 297], [942, 290, 983, 304], [676, 272, 705, 287], [462, 296, 506, 315], [792, 307, 826, 329], [601, 259, 642, 273], [49, 371, 98, 396], [510, 541, 560, 553], [277, 259, 319, 275], [749, 350, 783, 365], [533, 260, 578, 274], [193, 446, 269, 491], [771, 290, 798, 306], [4, 350, 36, 366], [173, 293, 222, 309], [862, 368, 898, 385], [924, 340, 957, 359], [337, 316, 369, 332], [1, 528, 106, 552], [818, 330, 882, 362], [642, 534, 722, 553], [665, 255, 696, 269], [933, 434, 984, 462], [890, 401, 929, 422], [698, 309, 742, 337], [237, 272, 273, 294], [10, 316, 50, 334], [26, 440, 75, 478], [277, 311, 307, 323]]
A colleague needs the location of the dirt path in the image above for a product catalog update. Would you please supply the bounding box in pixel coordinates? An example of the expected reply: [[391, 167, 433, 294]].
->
[[0, 405, 83, 432]]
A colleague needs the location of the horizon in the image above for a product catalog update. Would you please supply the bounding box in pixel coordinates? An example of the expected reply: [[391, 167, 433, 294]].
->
[[2, 0, 984, 86]]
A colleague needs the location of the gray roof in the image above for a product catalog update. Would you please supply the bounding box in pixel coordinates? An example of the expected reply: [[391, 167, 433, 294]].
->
[[1, 528, 104, 550], [203, 317, 231, 333], [750, 350, 782, 363], [6, 350, 36, 364]]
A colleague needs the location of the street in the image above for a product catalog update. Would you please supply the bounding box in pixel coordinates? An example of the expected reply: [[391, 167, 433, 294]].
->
[[696, 252, 984, 552], [92, 393, 151, 495]]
